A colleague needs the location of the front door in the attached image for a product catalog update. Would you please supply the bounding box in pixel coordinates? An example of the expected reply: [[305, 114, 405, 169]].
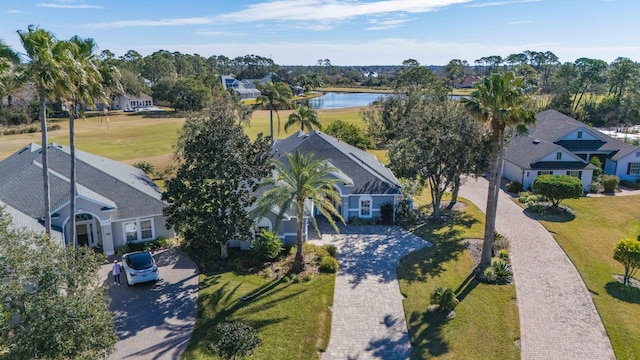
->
[[76, 223, 90, 247]]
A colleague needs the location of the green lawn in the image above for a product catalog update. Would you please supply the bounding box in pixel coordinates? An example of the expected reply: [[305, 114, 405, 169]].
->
[[183, 271, 335, 359], [398, 200, 520, 359], [537, 196, 640, 360]]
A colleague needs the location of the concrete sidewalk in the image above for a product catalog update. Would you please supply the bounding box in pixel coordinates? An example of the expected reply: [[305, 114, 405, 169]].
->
[[459, 177, 615, 360]]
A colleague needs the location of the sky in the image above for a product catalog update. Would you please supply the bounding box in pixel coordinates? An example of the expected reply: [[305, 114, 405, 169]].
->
[[1, 0, 639, 66]]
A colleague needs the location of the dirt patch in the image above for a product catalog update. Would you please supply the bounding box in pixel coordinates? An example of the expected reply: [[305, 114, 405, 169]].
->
[[441, 201, 467, 211], [613, 274, 640, 288], [462, 239, 484, 269]]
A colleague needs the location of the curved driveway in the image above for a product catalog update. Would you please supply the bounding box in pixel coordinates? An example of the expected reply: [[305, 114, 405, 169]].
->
[[99, 248, 198, 360], [311, 225, 430, 360], [459, 177, 615, 360]]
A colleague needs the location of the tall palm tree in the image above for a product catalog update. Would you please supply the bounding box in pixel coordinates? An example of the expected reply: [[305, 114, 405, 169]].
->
[[256, 150, 344, 272], [0, 39, 20, 99], [18, 26, 70, 235], [284, 104, 322, 133], [256, 81, 292, 140], [64, 36, 107, 248], [462, 72, 535, 268]]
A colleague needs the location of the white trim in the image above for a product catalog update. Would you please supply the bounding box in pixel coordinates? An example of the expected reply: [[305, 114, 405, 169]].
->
[[115, 214, 164, 223], [122, 217, 156, 243], [359, 195, 373, 218]]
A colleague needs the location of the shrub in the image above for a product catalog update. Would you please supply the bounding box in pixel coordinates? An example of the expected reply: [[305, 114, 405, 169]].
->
[[590, 157, 603, 179], [590, 181, 603, 193], [506, 181, 523, 193], [493, 231, 510, 252], [322, 244, 337, 258], [429, 287, 459, 312], [208, 322, 261, 360], [492, 259, 513, 278], [250, 230, 283, 260], [498, 249, 510, 260], [518, 191, 542, 206], [620, 179, 640, 189], [613, 238, 640, 286], [478, 267, 497, 283], [380, 202, 394, 225], [602, 175, 619, 193], [533, 175, 583, 208], [396, 198, 417, 226], [133, 161, 156, 176], [319, 256, 339, 273]]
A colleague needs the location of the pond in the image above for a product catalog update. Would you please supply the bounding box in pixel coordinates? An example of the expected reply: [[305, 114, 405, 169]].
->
[[306, 92, 389, 110], [304, 91, 465, 109]]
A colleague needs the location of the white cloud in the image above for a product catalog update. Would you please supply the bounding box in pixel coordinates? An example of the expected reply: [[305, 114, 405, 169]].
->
[[36, 3, 104, 9], [84, 17, 213, 29], [218, 0, 471, 22], [466, 0, 542, 8], [509, 20, 532, 25], [7, 9, 21, 13], [367, 18, 410, 30]]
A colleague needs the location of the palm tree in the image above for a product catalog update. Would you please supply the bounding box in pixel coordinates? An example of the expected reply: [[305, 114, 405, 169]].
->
[[18, 26, 70, 235], [284, 104, 322, 133], [256, 81, 292, 140], [0, 40, 20, 100], [256, 150, 344, 272], [462, 72, 535, 268], [63, 36, 107, 248]]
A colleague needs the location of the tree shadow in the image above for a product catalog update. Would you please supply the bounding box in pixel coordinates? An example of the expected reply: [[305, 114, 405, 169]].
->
[[523, 206, 576, 223], [366, 314, 411, 359], [454, 272, 479, 303], [605, 281, 640, 304], [407, 309, 452, 359]]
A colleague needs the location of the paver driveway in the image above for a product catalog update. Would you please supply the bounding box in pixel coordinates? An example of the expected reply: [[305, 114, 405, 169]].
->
[[311, 224, 430, 360], [460, 177, 615, 360], [99, 248, 198, 360]]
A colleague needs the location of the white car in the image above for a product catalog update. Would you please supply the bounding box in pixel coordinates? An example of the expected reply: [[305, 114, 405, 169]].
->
[[121, 251, 159, 286]]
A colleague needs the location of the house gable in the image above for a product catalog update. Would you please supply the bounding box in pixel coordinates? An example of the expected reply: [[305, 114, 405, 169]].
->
[[557, 127, 602, 141]]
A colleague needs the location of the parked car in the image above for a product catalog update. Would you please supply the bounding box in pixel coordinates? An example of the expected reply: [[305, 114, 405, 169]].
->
[[121, 251, 159, 286]]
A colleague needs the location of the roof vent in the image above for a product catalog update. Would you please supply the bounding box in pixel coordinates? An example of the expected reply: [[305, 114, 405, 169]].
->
[[532, 139, 540, 144]]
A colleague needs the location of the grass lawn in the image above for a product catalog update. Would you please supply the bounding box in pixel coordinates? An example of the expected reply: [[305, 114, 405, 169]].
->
[[536, 196, 640, 359], [183, 271, 334, 359], [397, 199, 520, 359]]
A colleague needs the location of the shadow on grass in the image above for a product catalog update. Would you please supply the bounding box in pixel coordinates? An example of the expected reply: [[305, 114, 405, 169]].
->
[[605, 281, 640, 304], [523, 206, 576, 223], [398, 210, 478, 284], [454, 272, 479, 303], [408, 310, 452, 359]]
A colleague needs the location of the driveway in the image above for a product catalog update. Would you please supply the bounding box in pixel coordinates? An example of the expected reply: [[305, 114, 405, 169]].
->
[[459, 177, 615, 360], [99, 248, 199, 360], [310, 223, 430, 360]]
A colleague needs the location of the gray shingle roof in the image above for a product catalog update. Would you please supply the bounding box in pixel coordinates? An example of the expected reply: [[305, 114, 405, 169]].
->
[[1, 201, 64, 245], [272, 131, 401, 195], [506, 109, 639, 169], [0, 143, 166, 221]]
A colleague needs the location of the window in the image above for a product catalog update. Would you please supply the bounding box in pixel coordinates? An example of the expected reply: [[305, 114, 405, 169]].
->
[[556, 152, 562, 160], [140, 219, 153, 240], [628, 163, 640, 175], [538, 171, 552, 175], [577, 131, 583, 139], [360, 198, 371, 217], [124, 222, 137, 242], [566, 170, 582, 179], [636, 151, 640, 158]]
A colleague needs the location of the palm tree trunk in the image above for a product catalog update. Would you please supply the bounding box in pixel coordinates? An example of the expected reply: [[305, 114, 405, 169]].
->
[[293, 199, 305, 273], [269, 107, 274, 141], [69, 105, 77, 248], [480, 127, 504, 268], [447, 174, 461, 210], [39, 90, 51, 235]]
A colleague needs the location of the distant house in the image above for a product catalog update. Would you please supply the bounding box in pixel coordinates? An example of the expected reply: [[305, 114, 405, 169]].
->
[[363, 71, 379, 78], [453, 75, 481, 89], [503, 109, 640, 191], [109, 93, 153, 111], [0, 143, 174, 255], [220, 75, 261, 99], [230, 130, 402, 249]]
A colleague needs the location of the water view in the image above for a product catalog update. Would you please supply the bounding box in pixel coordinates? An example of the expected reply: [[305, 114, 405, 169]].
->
[[306, 92, 389, 109]]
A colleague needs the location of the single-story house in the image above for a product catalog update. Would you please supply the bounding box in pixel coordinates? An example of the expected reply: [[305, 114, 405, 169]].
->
[[0, 143, 174, 255], [232, 130, 402, 249], [109, 93, 153, 111], [503, 109, 640, 191]]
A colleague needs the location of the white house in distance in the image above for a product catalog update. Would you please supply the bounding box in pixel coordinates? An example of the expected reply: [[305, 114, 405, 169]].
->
[[503, 109, 640, 191], [0, 143, 174, 255], [110, 93, 153, 111]]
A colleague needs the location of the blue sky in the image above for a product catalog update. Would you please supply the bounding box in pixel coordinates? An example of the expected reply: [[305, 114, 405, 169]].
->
[[1, 0, 638, 65]]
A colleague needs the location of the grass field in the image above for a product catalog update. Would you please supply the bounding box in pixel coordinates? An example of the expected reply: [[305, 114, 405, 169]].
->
[[398, 198, 520, 359], [183, 271, 334, 359], [538, 196, 640, 359]]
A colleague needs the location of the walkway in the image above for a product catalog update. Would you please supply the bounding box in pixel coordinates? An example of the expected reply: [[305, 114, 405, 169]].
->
[[459, 177, 615, 360], [99, 248, 199, 360], [310, 224, 430, 360]]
